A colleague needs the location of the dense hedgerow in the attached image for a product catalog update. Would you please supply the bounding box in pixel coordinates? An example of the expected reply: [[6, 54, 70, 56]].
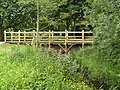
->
[[0, 44, 93, 90]]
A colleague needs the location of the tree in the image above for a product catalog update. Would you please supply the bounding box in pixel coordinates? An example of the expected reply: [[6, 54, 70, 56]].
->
[[84, 0, 120, 87], [0, 0, 88, 41], [36, 0, 39, 46], [37, 0, 88, 31], [0, 0, 36, 40]]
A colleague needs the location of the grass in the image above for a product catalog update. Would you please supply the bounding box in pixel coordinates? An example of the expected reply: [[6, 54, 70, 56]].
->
[[0, 44, 93, 90], [72, 46, 120, 89], [0, 44, 12, 54]]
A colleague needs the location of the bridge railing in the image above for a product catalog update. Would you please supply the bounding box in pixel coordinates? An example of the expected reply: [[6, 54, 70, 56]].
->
[[4, 30, 93, 48]]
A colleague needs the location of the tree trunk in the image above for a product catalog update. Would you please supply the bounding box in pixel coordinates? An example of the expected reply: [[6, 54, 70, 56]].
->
[[36, 0, 39, 47], [0, 16, 3, 41]]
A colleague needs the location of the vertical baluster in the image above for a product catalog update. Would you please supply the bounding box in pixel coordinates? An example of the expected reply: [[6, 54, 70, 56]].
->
[[11, 31, 13, 42], [4, 31, 6, 42], [48, 30, 51, 51], [24, 31, 26, 42], [65, 30, 68, 52], [82, 30, 84, 48], [18, 30, 20, 44]]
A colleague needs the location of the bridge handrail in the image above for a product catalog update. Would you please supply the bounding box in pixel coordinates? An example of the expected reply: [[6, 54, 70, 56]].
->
[[4, 30, 93, 48]]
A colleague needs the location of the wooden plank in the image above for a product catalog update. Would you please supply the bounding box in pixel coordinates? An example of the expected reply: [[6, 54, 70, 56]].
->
[[58, 44, 65, 52], [68, 36, 82, 38], [68, 39, 82, 41], [84, 31, 93, 33], [69, 31, 82, 33], [11, 31, 13, 42], [82, 30, 84, 48], [65, 31, 68, 52], [51, 32, 65, 34], [68, 44, 74, 51], [4, 31, 6, 42], [18, 30, 20, 43], [84, 36, 93, 38], [48, 30, 51, 51], [6, 32, 35, 34], [24, 31, 26, 42], [31, 30, 36, 45], [5, 31, 93, 34]]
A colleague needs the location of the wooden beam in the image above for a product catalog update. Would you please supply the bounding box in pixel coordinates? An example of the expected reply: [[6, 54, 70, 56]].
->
[[48, 30, 51, 51], [52, 30, 54, 41], [68, 44, 74, 51], [58, 44, 65, 52], [18, 30, 20, 44], [4, 30, 6, 42], [11, 31, 13, 42], [64, 30, 68, 52], [82, 30, 84, 48], [24, 31, 26, 42]]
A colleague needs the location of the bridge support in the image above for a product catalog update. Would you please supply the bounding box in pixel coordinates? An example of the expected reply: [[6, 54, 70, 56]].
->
[[58, 44, 74, 53], [48, 43, 51, 51]]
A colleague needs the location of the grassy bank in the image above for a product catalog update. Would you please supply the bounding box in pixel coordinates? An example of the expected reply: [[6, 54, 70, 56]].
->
[[0, 44, 93, 90], [72, 46, 120, 90]]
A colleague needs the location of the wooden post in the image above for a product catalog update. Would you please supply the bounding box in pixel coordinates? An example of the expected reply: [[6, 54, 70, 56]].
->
[[24, 31, 26, 42], [65, 30, 68, 52], [18, 30, 20, 44], [33, 30, 35, 40], [4, 30, 6, 42], [32, 30, 36, 45], [52, 30, 54, 41], [48, 30, 51, 51], [11, 31, 13, 42], [82, 30, 84, 48]]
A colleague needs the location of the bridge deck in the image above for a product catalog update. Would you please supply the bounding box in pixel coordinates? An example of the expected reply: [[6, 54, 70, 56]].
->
[[6, 41, 93, 45]]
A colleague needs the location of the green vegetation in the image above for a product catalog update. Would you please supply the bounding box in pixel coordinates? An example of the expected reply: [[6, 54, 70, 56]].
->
[[72, 46, 120, 89], [0, 44, 93, 89], [0, 0, 120, 89], [0, 0, 88, 40], [71, 0, 120, 89]]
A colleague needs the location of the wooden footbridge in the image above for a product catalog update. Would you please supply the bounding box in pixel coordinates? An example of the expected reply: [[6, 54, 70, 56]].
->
[[4, 30, 93, 52]]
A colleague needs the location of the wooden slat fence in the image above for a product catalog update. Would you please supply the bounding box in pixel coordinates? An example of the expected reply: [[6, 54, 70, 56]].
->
[[4, 30, 93, 52]]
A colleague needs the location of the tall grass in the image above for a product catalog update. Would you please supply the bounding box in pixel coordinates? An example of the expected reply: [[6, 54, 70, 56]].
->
[[0, 44, 93, 90], [72, 46, 120, 89]]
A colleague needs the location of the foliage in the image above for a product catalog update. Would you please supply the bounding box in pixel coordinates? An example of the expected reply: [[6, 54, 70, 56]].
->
[[71, 0, 120, 89], [0, 0, 120, 89], [72, 46, 120, 89], [0, 44, 93, 90], [0, 0, 88, 31], [85, 0, 120, 63], [0, 0, 36, 30]]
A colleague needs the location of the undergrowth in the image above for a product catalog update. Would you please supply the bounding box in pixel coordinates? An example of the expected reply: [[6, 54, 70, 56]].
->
[[0, 45, 93, 90], [72, 46, 120, 90]]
